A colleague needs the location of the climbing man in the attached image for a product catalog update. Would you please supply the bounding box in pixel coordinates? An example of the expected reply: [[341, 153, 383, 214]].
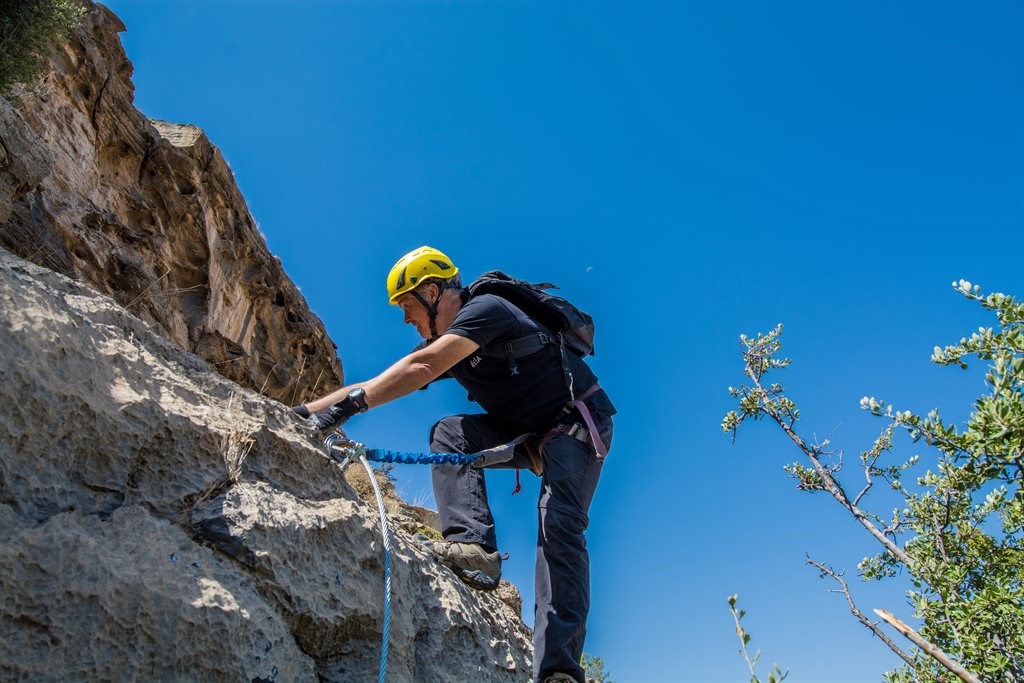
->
[[293, 246, 615, 683]]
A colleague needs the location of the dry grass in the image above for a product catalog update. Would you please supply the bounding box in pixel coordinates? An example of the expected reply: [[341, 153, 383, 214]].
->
[[310, 368, 326, 399], [125, 266, 170, 309], [0, 221, 70, 275], [257, 362, 279, 396], [288, 355, 307, 406], [219, 394, 255, 486], [190, 395, 255, 508], [221, 427, 255, 486]]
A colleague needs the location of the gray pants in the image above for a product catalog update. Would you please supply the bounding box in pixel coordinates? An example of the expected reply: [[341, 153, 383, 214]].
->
[[429, 409, 614, 683]]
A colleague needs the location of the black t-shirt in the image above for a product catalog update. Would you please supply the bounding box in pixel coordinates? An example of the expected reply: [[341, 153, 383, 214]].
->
[[441, 293, 602, 432]]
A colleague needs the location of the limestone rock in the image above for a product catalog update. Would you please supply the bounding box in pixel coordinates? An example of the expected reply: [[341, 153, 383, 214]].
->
[[0, 248, 533, 681], [0, 506, 315, 682], [0, 2, 342, 404]]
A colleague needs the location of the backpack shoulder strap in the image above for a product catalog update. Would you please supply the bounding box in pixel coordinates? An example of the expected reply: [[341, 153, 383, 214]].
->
[[476, 331, 557, 375], [465, 271, 585, 391]]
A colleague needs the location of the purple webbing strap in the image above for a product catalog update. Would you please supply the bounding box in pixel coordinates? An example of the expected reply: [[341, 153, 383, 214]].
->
[[572, 383, 607, 459]]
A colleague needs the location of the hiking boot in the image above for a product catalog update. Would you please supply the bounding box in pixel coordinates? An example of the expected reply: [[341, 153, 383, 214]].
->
[[413, 534, 502, 591], [543, 674, 578, 683]]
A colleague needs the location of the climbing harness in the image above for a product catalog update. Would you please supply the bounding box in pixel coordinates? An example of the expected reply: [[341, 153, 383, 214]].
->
[[559, 382, 609, 459], [511, 383, 609, 493]]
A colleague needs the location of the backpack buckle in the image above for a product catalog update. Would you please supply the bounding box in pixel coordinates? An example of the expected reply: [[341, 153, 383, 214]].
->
[[504, 342, 519, 375]]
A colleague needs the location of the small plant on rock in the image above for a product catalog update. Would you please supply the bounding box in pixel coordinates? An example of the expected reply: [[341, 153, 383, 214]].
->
[[0, 0, 87, 93], [728, 594, 788, 683], [581, 652, 614, 683]]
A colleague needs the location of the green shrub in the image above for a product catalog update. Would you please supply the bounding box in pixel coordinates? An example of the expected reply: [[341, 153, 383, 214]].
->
[[0, 0, 87, 93], [725, 281, 1024, 680], [581, 653, 614, 683]]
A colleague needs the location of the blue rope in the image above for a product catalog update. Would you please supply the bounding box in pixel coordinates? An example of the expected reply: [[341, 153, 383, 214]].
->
[[363, 448, 479, 466]]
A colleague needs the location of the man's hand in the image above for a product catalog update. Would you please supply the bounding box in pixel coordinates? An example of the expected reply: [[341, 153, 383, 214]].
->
[[303, 388, 368, 432], [291, 403, 337, 431], [307, 407, 343, 431]]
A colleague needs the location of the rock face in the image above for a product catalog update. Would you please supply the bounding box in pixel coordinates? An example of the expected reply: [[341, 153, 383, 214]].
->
[[0, 4, 533, 680], [0, 248, 533, 681], [0, 2, 341, 405]]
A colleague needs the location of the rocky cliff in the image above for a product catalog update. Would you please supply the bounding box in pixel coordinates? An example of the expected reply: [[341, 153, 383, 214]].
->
[[0, 1, 340, 405], [0, 249, 532, 681], [0, 3, 533, 681]]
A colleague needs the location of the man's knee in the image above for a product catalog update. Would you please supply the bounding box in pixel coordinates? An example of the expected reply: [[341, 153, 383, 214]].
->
[[429, 415, 465, 452], [539, 501, 588, 543]]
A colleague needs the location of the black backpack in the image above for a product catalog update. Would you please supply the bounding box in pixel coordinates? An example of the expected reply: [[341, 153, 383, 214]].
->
[[467, 271, 596, 372]]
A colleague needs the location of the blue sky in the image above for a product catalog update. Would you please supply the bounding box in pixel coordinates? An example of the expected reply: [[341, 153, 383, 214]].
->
[[102, 2, 1022, 681]]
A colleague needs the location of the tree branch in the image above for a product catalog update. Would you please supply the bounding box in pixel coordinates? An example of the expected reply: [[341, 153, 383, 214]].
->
[[806, 557, 915, 668], [873, 609, 980, 683], [728, 596, 758, 679], [853, 465, 874, 508], [992, 634, 1024, 681], [748, 371, 915, 568]]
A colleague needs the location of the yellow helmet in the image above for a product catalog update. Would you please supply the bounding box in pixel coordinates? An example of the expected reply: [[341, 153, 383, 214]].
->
[[386, 246, 460, 304]]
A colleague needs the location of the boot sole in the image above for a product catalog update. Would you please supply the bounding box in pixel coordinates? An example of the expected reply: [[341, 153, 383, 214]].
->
[[413, 535, 501, 591], [447, 564, 501, 592]]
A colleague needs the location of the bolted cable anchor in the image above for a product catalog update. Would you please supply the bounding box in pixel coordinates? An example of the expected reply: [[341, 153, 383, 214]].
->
[[323, 428, 367, 469]]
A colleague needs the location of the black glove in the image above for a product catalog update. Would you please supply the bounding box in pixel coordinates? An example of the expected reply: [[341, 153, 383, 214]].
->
[[292, 403, 335, 430], [305, 388, 368, 432], [305, 408, 338, 431]]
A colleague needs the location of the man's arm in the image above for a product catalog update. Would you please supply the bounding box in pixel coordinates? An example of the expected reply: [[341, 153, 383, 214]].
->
[[304, 333, 479, 413]]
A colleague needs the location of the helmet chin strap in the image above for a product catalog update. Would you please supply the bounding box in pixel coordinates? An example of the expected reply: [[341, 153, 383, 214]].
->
[[411, 287, 442, 340]]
